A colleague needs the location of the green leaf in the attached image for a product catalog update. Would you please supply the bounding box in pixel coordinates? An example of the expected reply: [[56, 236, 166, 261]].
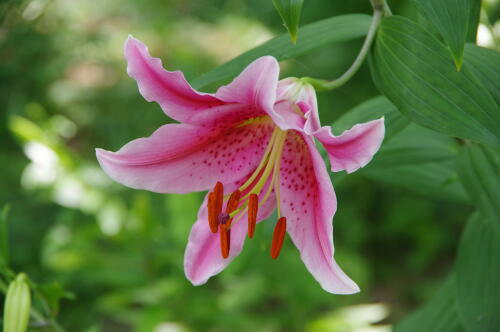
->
[[371, 16, 500, 148], [191, 14, 371, 89], [457, 144, 500, 234], [272, 0, 303, 44], [370, 123, 459, 168], [333, 95, 410, 140], [0, 205, 10, 269], [466, 0, 481, 42], [361, 121, 466, 202], [362, 160, 469, 203], [454, 213, 500, 332], [414, 0, 472, 68], [464, 44, 500, 107], [395, 277, 465, 332]]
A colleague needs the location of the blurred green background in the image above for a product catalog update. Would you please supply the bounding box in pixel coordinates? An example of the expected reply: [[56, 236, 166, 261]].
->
[[0, 0, 499, 331]]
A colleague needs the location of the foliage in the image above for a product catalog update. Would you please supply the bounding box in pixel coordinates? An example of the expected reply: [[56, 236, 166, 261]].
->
[[0, 0, 498, 331]]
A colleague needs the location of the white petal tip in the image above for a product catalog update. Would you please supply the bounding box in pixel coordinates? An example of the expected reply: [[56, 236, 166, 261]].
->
[[324, 282, 360, 295]]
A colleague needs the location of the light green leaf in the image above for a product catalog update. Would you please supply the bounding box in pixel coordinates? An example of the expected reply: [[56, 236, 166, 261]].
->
[[371, 16, 500, 148], [191, 14, 371, 89], [464, 44, 500, 107], [395, 277, 465, 332], [414, 0, 473, 68], [457, 144, 500, 234], [333, 95, 410, 140], [454, 213, 500, 332], [272, 0, 303, 44]]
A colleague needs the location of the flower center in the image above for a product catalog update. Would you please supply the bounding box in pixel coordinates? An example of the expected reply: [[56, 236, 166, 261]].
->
[[207, 125, 288, 259]]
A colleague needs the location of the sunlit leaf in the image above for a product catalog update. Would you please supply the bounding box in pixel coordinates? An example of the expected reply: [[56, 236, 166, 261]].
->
[[454, 213, 500, 332], [191, 14, 371, 89], [414, 0, 473, 69], [370, 16, 500, 148], [395, 277, 465, 332], [457, 144, 500, 233], [272, 0, 303, 43]]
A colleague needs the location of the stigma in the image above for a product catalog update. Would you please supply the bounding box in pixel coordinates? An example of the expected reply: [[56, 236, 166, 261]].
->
[[207, 126, 288, 259]]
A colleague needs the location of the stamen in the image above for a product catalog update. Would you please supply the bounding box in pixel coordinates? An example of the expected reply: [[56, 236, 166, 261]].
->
[[238, 128, 279, 192], [219, 213, 231, 259], [247, 194, 258, 238], [213, 181, 224, 216], [226, 190, 241, 214], [270, 217, 287, 259], [207, 192, 218, 233]]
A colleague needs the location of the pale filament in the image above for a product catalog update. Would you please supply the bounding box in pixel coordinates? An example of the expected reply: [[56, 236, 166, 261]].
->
[[227, 126, 287, 228]]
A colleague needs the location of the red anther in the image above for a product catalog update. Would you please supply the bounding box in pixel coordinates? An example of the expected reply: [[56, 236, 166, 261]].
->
[[220, 223, 231, 259], [225, 190, 241, 214], [213, 181, 224, 216], [270, 217, 287, 259], [247, 194, 258, 238], [207, 192, 218, 233]]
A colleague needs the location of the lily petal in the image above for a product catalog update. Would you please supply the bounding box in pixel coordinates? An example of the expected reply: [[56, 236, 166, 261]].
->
[[125, 37, 280, 129], [96, 122, 274, 193], [314, 118, 385, 173], [125, 36, 224, 122], [275, 78, 321, 134], [279, 132, 359, 294], [215, 56, 279, 114], [184, 181, 276, 285]]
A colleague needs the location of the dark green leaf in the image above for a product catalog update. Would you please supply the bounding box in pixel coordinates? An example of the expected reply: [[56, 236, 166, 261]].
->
[[454, 213, 500, 332], [464, 44, 500, 107], [457, 144, 500, 233], [395, 277, 465, 332], [191, 14, 371, 89], [333, 95, 410, 140], [371, 16, 500, 148], [466, 0, 481, 42], [38, 282, 75, 315], [414, 0, 471, 68], [0, 205, 10, 269], [370, 123, 459, 168], [361, 120, 465, 202], [272, 0, 303, 43], [363, 160, 469, 203]]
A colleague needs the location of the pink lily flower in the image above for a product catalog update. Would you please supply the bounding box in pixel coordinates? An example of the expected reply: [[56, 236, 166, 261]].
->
[[96, 36, 385, 294]]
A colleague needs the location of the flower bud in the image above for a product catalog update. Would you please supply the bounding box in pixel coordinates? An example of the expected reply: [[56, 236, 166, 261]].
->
[[3, 273, 31, 332]]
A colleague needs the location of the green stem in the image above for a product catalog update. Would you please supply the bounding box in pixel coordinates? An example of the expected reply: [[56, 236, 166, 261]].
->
[[302, 0, 386, 91]]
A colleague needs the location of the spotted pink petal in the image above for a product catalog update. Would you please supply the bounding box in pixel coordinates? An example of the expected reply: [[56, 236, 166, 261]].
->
[[96, 122, 274, 194], [314, 118, 385, 173], [125, 36, 223, 123], [184, 181, 277, 285], [278, 132, 359, 294], [125, 37, 282, 129]]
